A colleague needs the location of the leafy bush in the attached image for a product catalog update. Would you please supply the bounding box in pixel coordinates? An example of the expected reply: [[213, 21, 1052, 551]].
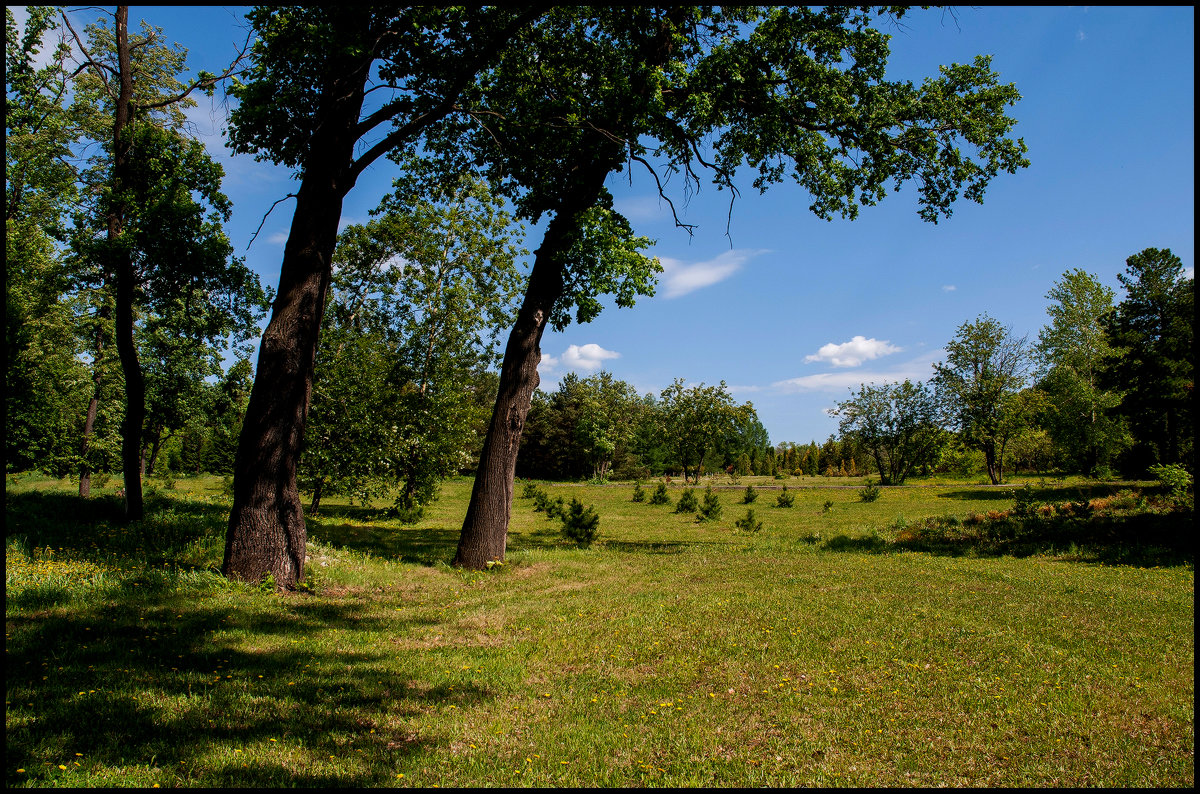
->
[[742, 485, 758, 504], [1011, 484, 1042, 519], [521, 481, 540, 499], [561, 498, 600, 545], [547, 495, 567, 519], [776, 487, 795, 508], [649, 482, 671, 506], [698, 486, 722, 521], [859, 479, 881, 502], [532, 489, 552, 512], [675, 488, 698, 514], [734, 508, 762, 533], [631, 482, 646, 502], [773, 470, 787, 480], [1149, 464, 1193, 508]]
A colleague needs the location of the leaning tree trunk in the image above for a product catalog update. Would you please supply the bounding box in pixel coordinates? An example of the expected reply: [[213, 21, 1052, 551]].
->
[[454, 163, 615, 569], [221, 83, 366, 589]]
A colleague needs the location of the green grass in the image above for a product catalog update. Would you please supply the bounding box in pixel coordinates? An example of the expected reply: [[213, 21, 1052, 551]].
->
[[6, 472, 1194, 787]]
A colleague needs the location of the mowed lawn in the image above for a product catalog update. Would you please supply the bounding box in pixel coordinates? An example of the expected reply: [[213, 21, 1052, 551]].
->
[[5, 473, 1194, 787]]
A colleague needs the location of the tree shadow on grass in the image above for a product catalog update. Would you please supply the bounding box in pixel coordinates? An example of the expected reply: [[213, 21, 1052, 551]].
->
[[936, 484, 1122, 503], [821, 509, 1193, 568], [307, 519, 463, 566], [5, 583, 494, 788]]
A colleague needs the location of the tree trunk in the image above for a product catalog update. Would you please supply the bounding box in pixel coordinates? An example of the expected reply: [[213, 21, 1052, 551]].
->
[[454, 168, 613, 568], [108, 6, 145, 521], [310, 478, 323, 514], [78, 369, 102, 499], [222, 69, 367, 588]]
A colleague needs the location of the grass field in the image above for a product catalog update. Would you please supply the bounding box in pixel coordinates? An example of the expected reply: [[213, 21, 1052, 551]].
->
[[5, 471, 1194, 787]]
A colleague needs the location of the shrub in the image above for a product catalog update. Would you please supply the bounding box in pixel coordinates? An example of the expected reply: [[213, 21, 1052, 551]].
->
[[675, 488, 698, 514], [560, 498, 600, 545], [776, 487, 795, 508], [822, 499, 833, 513], [649, 483, 671, 506], [631, 482, 646, 502], [1011, 484, 1041, 519], [773, 470, 787, 480], [742, 485, 758, 504], [547, 495, 567, 519], [859, 479, 881, 502], [734, 508, 762, 533], [1149, 463, 1193, 508], [521, 481, 540, 499], [698, 486, 722, 521], [532, 490, 552, 513]]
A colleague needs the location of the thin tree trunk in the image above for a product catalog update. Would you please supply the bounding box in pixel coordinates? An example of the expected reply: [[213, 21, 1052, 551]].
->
[[108, 6, 145, 521], [79, 369, 102, 499]]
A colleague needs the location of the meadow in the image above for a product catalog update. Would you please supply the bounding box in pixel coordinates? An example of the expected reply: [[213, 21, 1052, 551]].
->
[[5, 471, 1194, 787]]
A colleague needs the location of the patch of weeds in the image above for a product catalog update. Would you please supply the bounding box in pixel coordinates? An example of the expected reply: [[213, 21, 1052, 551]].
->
[[821, 499, 834, 514]]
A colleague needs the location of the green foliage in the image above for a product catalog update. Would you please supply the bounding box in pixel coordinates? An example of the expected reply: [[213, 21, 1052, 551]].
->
[[776, 487, 795, 509], [697, 486, 722, 522], [834, 380, 941, 485], [822, 499, 834, 514], [631, 482, 646, 503], [521, 481, 540, 499], [1100, 249, 1193, 473], [649, 482, 671, 506], [734, 508, 763, 533], [1148, 464, 1193, 509], [859, 479, 882, 503], [1011, 484, 1042, 519], [560, 497, 600, 546], [660, 379, 757, 484], [742, 485, 758, 504], [933, 314, 1036, 484], [675, 488, 698, 514]]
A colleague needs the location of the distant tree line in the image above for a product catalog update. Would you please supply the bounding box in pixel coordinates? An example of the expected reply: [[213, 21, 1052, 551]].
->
[[834, 249, 1193, 485]]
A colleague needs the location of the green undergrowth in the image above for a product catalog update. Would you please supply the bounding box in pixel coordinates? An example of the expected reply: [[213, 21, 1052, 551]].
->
[[6, 474, 1193, 787]]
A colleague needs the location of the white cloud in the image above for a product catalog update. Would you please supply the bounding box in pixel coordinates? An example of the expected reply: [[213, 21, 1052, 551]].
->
[[266, 231, 289, 246], [613, 195, 671, 223], [560, 343, 620, 372], [658, 249, 767, 298], [774, 350, 943, 394], [942, 284, 957, 292], [804, 336, 902, 368]]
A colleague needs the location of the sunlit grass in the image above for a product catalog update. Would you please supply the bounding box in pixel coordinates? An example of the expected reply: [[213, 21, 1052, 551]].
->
[[6, 472, 1192, 787]]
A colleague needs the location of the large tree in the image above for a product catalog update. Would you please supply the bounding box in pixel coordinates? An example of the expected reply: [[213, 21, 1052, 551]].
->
[[65, 6, 251, 516], [221, 7, 542, 587], [834, 379, 942, 485], [443, 6, 1028, 567], [1099, 248, 1194, 473], [1035, 268, 1127, 474], [933, 314, 1035, 484]]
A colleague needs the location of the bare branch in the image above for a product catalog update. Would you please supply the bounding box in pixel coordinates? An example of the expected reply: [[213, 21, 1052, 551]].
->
[[247, 192, 299, 250], [628, 152, 697, 235]]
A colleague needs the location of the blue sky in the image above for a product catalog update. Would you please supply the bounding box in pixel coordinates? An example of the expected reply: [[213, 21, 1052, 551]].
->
[[20, 6, 1195, 445]]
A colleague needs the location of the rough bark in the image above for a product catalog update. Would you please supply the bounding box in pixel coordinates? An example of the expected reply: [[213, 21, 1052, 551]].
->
[[454, 161, 615, 569], [222, 63, 368, 589]]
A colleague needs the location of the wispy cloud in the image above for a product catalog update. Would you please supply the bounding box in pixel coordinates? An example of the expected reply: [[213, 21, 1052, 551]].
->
[[942, 284, 957, 292], [658, 249, 768, 298], [774, 350, 943, 394], [804, 336, 902, 368]]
